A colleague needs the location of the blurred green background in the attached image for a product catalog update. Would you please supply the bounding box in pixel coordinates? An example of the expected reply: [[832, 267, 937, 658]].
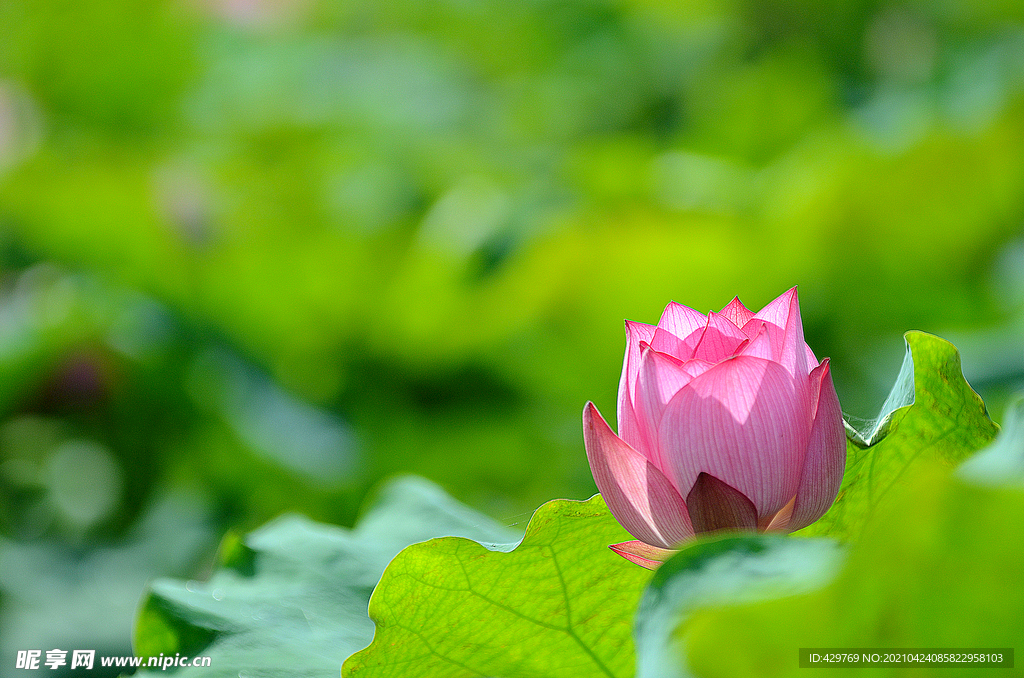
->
[[2, 0, 1024, 671]]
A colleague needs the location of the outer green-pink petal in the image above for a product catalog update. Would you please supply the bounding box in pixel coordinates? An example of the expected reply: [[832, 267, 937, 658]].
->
[[788, 359, 846, 531], [584, 402, 694, 549]]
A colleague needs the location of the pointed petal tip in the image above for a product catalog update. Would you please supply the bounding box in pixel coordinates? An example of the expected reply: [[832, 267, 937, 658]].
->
[[658, 302, 708, 343], [787, 286, 801, 311], [766, 286, 799, 310], [720, 295, 756, 327], [624, 321, 658, 350], [584, 401, 620, 443], [662, 300, 703, 316], [808, 357, 832, 391], [761, 495, 796, 532]]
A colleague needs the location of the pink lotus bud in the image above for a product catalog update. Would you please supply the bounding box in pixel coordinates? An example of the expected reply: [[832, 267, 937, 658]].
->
[[583, 288, 845, 568]]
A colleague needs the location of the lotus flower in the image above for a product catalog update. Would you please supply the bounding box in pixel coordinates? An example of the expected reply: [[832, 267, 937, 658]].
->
[[583, 288, 845, 568]]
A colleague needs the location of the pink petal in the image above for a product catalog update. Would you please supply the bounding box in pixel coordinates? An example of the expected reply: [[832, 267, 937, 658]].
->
[[736, 321, 772, 361], [609, 540, 678, 569], [686, 472, 759, 534], [657, 356, 808, 519], [719, 296, 755, 327], [691, 312, 750, 362], [634, 348, 714, 468], [751, 286, 798, 327], [788, 359, 846, 531], [750, 287, 809, 379], [737, 317, 765, 340], [682, 359, 717, 379], [618, 321, 657, 454], [658, 302, 707, 346], [584, 402, 694, 549], [650, 326, 688, 359]]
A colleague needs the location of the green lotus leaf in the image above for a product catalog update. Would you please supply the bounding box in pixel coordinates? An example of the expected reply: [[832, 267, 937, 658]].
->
[[343, 494, 651, 678], [133, 476, 518, 677], [802, 331, 998, 538], [634, 535, 844, 678], [681, 466, 1024, 677]]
